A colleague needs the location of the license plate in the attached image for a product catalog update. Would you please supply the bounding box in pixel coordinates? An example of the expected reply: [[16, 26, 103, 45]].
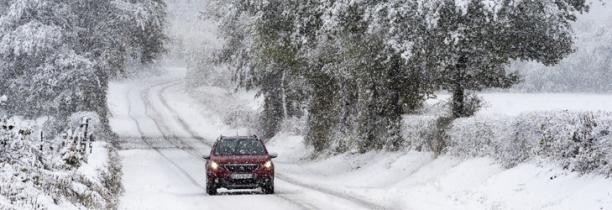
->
[[230, 173, 253, 179]]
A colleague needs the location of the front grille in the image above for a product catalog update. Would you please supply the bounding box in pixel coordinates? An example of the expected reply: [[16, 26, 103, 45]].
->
[[225, 164, 259, 173], [231, 178, 256, 185]]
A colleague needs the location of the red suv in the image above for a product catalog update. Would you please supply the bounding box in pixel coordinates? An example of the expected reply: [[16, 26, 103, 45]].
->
[[204, 136, 277, 195]]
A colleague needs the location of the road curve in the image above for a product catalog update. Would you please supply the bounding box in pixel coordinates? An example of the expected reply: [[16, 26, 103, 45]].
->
[[115, 76, 391, 210], [155, 81, 391, 210]]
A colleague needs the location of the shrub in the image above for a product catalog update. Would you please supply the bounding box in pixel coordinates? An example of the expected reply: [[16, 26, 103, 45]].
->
[[0, 116, 123, 209], [402, 111, 612, 176]]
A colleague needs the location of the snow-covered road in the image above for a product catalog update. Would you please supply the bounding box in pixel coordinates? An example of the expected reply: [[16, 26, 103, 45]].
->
[[108, 69, 612, 210], [109, 72, 388, 210]]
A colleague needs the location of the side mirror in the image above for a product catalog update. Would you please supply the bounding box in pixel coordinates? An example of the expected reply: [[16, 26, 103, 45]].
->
[[269, 153, 278, 159], [203, 155, 210, 160]]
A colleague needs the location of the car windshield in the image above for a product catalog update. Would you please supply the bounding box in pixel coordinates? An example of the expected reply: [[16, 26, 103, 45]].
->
[[214, 138, 266, 156]]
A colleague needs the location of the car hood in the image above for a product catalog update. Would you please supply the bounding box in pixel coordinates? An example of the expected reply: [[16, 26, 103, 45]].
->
[[211, 155, 269, 165]]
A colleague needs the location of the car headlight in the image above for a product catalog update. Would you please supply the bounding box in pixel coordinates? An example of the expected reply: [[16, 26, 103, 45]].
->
[[263, 160, 273, 169], [209, 161, 219, 170]]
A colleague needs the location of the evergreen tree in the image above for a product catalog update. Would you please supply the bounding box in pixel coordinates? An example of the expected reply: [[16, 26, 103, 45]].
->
[[428, 0, 587, 118], [134, 0, 169, 64], [300, 0, 434, 152], [513, 2, 610, 92], [212, 0, 309, 139]]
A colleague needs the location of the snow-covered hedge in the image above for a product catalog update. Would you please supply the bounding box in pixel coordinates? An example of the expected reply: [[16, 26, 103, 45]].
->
[[401, 115, 439, 151], [402, 111, 612, 176], [0, 115, 123, 210]]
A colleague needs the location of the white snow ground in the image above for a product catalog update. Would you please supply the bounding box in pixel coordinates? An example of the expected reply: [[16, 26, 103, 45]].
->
[[268, 135, 612, 210], [427, 93, 612, 116], [109, 68, 383, 210], [110, 67, 612, 210]]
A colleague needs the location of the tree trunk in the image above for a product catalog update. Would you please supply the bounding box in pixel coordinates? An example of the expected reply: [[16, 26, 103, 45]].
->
[[261, 70, 287, 140], [451, 84, 465, 118], [385, 73, 404, 151], [305, 73, 339, 153], [333, 79, 358, 153], [280, 69, 288, 119], [451, 56, 467, 119], [261, 92, 283, 139], [356, 82, 377, 153]]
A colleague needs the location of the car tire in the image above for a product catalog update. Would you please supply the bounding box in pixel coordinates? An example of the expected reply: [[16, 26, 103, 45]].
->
[[206, 182, 217, 195], [262, 183, 274, 194]]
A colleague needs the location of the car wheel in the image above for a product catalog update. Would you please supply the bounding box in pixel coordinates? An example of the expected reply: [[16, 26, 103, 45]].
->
[[206, 182, 217, 195], [262, 183, 274, 194]]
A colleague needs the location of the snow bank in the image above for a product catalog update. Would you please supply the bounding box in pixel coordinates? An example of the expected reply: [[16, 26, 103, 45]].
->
[[268, 131, 612, 210], [273, 98, 612, 208]]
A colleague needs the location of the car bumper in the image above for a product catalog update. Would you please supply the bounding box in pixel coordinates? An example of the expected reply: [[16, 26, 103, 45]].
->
[[210, 175, 273, 190]]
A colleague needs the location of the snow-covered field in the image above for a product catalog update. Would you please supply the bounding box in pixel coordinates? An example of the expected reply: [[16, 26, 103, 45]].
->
[[427, 93, 612, 116], [111, 67, 612, 210]]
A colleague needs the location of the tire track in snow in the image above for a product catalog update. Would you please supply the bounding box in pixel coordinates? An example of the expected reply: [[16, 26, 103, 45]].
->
[[156, 81, 392, 210], [147, 80, 312, 210], [140, 82, 204, 159], [125, 81, 311, 210], [275, 174, 390, 210], [157, 81, 214, 146], [125, 83, 206, 190]]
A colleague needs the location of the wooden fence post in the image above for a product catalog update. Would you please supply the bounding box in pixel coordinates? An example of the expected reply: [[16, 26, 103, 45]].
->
[[40, 131, 43, 152], [83, 118, 89, 154], [89, 134, 94, 154]]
